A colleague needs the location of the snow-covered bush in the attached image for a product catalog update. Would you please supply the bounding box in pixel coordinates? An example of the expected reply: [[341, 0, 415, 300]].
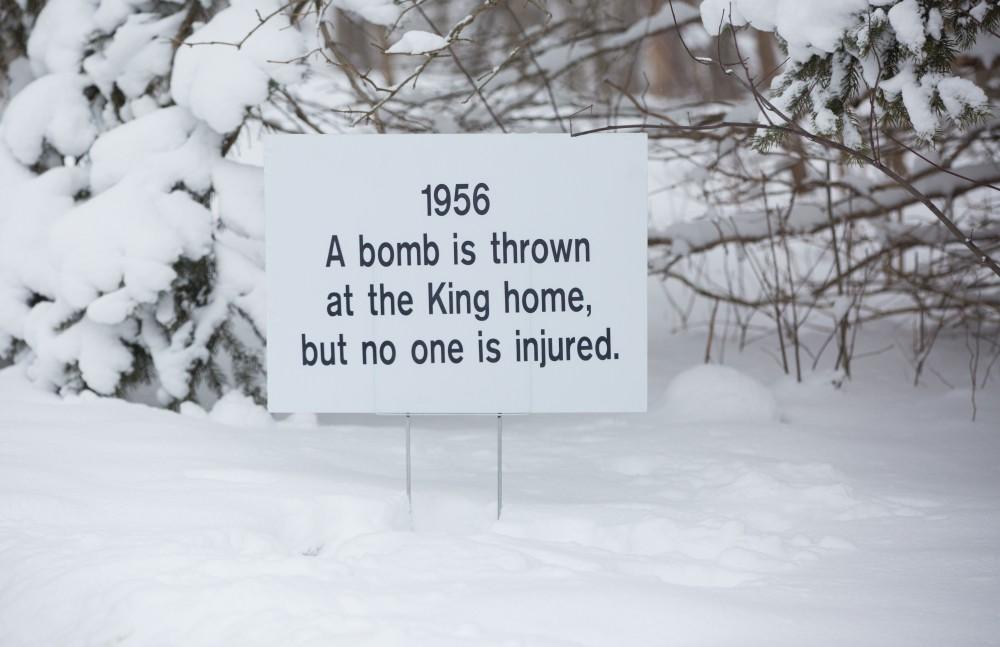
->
[[0, 0, 416, 407], [0, 0, 388, 406], [662, 364, 780, 424], [700, 0, 996, 144]]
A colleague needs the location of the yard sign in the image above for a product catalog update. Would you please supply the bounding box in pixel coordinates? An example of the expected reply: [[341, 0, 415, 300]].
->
[[265, 134, 647, 414]]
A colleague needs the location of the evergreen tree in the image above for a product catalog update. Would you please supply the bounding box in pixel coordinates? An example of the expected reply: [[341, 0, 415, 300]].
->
[[0, 0, 393, 407], [701, 0, 997, 148]]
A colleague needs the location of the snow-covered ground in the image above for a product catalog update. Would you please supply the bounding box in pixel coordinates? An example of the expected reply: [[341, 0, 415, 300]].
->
[[1, 291, 998, 646]]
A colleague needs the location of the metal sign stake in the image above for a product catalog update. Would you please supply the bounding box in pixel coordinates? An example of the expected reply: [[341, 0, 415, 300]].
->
[[405, 413, 412, 515], [497, 413, 503, 520]]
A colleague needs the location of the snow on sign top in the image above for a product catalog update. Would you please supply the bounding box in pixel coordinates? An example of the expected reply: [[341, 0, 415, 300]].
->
[[264, 134, 647, 414]]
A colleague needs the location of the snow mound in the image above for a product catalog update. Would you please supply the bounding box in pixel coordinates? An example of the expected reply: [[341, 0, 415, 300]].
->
[[663, 364, 779, 423], [210, 391, 272, 427]]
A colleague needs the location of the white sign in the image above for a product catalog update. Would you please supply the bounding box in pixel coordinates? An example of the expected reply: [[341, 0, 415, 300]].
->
[[265, 134, 647, 414]]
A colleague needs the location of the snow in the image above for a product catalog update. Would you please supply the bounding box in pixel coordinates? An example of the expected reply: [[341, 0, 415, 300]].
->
[[937, 76, 989, 121], [899, 70, 938, 137], [213, 158, 265, 238], [887, 0, 926, 53], [210, 390, 274, 427], [0, 167, 82, 340], [970, 1, 990, 22], [878, 66, 986, 138], [1, 307, 998, 645], [700, 0, 868, 61], [83, 11, 185, 101], [48, 179, 213, 311], [1, 73, 97, 164], [386, 31, 449, 55], [662, 364, 779, 423], [88, 106, 199, 192], [25, 0, 97, 75], [21, 300, 135, 395], [926, 8, 943, 40], [333, 0, 401, 26]]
